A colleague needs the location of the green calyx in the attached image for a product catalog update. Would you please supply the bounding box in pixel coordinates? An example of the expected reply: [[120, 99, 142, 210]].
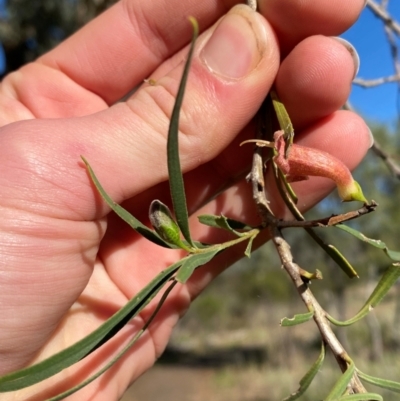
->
[[149, 200, 191, 251], [339, 180, 368, 204]]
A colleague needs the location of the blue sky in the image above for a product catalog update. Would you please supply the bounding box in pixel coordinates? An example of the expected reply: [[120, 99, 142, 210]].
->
[[342, 2, 400, 127]]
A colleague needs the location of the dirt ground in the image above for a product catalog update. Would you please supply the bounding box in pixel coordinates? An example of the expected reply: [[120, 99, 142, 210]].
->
[[121, 365, 216, 401]]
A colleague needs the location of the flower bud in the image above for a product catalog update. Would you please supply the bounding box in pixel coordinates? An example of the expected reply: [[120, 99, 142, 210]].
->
[[273, 131, 368, 203], [149, 200, 191, 250]]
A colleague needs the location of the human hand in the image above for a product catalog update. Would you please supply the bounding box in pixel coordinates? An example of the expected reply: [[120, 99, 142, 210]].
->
[[0, 0, 371, 400]]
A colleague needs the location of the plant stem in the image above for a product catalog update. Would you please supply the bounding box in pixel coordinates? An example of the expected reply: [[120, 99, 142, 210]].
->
[[245, 105, 369, 395], [246, 0, 257, 11]]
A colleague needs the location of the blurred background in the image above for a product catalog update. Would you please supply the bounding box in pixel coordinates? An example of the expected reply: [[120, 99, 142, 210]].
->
[[2, 1, 400, 400]]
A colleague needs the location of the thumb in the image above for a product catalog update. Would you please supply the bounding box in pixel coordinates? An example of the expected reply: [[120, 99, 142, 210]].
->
[[84, 4, 280, 205], [1, 5, 279, 221]]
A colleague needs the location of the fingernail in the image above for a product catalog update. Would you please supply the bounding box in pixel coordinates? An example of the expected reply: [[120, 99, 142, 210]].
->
[[200, 7, 264, 79], [367, 127, 374, 148], [332, 37, 360, 79]]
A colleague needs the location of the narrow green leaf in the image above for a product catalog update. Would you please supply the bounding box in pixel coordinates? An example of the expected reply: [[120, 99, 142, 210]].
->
[[45, 282, 178, 401], [324, 362, 355, 401], [281, 311, 314, 327], [386, 248, 400, 261], [336, 224, 400, 262], [244, 235, 256, 258], [0, 258, 185, 392], [176, 249, 220, 284], [282, 342, 325, 401], [82, 157, 172, 248], [306, 229, 359, 278], [278, 167, 298, 203], [357, 368, 400, 393], [270, 90, 294, 152], [47, 331, 144, 401], [299, 268, 323, 281], [198, 214, 254, 232], [327, 263, 400, 326], [167, 18, 199, 247], [325, 243, 358, 278], [338, 394, 383, 401]]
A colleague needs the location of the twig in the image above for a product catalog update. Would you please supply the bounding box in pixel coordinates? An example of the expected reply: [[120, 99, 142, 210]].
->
[[277, 201, 377, 229], [353, 74, 400, 87], [245, 97, 277, 224], [245, 0, 257, 11], [371, 141, 400, 179], [380, 0, 389, 10], [243, 1, 374, 394], [271, 231, 367, 393], [366, 0, 400, 35], [247, 103, 369, 395], [384, 27, 400, 73]]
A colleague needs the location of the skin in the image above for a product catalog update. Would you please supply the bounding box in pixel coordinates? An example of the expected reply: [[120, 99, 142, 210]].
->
[[0, 0, 370, 400]]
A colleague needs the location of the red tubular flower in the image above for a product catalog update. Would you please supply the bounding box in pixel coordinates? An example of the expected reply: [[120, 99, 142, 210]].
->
[[273, 131, 368, 203]]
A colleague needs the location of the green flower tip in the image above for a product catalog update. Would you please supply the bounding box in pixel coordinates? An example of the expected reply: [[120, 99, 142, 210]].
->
[[339, 180, 368, 204]]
